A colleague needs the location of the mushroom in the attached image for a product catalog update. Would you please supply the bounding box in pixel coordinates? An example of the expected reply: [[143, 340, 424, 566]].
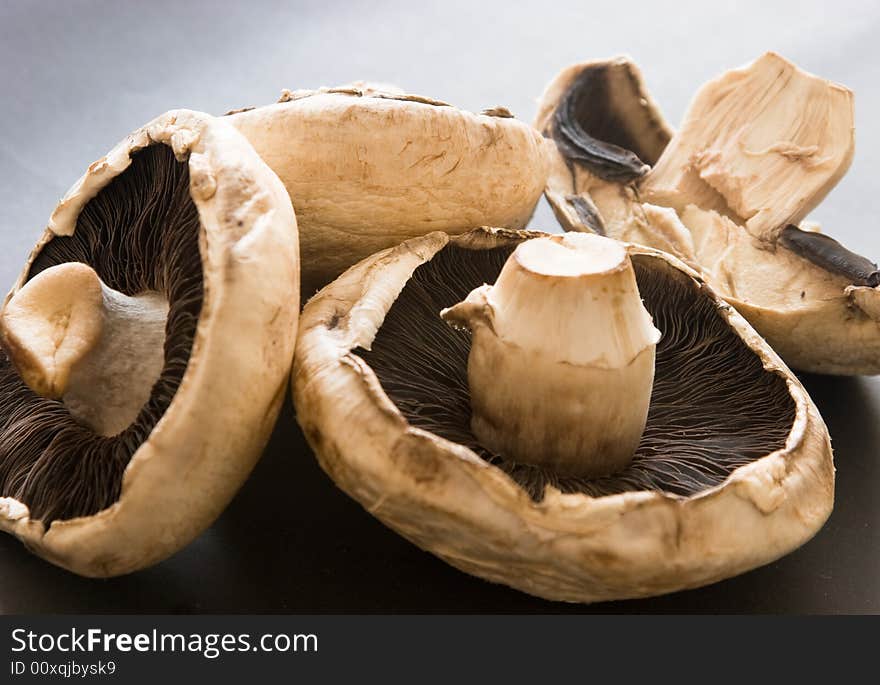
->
[[0, 110, 299, 576], [293, 227, 833, 603], [226, 85, 550, 295], [536, 52, 880, 375]]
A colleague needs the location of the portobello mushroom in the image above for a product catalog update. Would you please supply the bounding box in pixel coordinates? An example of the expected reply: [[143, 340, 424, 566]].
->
[[0, 110, 299, 576], [537, 52, 880, 375], [293, 227, 833, 603], [226, 85, 550, 296]]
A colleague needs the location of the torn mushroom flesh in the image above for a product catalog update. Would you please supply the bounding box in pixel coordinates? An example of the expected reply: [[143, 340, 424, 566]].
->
[[537, 52, 880, 375]]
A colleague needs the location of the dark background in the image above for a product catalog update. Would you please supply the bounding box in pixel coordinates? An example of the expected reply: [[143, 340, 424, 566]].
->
[[0, 0, 878, 613]]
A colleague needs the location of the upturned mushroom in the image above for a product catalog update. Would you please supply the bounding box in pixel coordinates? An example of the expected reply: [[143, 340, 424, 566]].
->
[[536, 52, 880, 375], [293, 227, 833, 603], [0, 110, 299, 576], [226, 85, 550, 295]]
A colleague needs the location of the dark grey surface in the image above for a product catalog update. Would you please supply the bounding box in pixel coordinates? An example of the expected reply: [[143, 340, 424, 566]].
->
[[0, 0, 878, 613]]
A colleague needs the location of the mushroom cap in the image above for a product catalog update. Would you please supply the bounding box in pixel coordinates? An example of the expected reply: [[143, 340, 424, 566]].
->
[[227, 85, 550, 295], [293, 227, 833, 603], [0, 110, 299, 576], [536, 54, 880, 376]]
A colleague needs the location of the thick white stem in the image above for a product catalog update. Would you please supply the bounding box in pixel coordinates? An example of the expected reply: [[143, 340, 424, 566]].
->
[[0, 263, 168, 436], [640, 52, 854, 241], [442, 233, 660, 477]]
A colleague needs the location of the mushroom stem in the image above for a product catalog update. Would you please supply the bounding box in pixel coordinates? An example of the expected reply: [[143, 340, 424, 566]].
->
[[0, 262, 169, 436], [441, 234, 660, 477]]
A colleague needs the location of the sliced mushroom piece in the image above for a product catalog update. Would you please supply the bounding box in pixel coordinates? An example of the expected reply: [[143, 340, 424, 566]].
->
[[537, 53, 880, 375], [294, 227, 833, 603], [226, 85, 550, 295], [0, 110, 299, 576]]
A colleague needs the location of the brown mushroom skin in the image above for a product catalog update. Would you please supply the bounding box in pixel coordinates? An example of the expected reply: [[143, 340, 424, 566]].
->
[[0, 110, 299, 577], [293, 228, 833, 603]]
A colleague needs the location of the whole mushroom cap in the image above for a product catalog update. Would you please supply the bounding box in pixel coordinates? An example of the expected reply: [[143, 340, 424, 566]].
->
[[227, 85, 550, 296], [0, 110, 299, 577], [294, 227, 834, 603]]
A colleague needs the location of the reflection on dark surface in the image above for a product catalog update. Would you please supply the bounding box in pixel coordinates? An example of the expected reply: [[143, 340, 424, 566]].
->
[[1, 375, 878, 614]]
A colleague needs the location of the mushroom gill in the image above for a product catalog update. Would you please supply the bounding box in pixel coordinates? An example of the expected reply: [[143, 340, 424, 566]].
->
[[356, 241, 795, 501], [549, 58, 671, 184], [0, 144, 202, 524]]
